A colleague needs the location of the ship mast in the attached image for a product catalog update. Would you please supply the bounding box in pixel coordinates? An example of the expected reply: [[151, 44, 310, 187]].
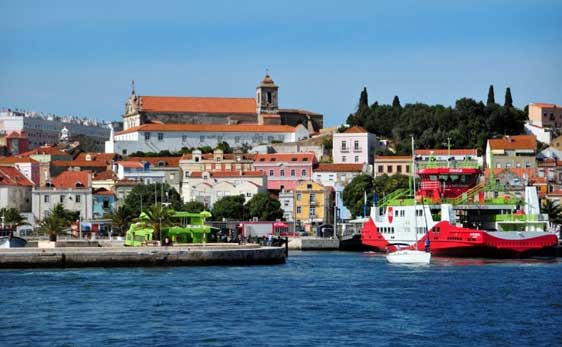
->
[[412, 136, 418, 250]]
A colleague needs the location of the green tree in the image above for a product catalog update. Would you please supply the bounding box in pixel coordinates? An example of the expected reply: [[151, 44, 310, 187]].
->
[[198, 146, 213, 154], [487, 85, 495, 106], [245, 192, 283, 221], [38, 215, 66, 241], [104, 206, 132, 236], [124, 183, 183, 218], [211, 195, 246, 221], [504, 87, 513, 108], [0, 208, 28, 228], [321, 135, 333, 151], [343, 174, 375, 218], [215, 141, 233, 154], [137, 204, 175, 241], [183, 201, 206, 213], [51, 203, 79, 223], [541, 200, 562, 225], [392, 95, 401, 108]]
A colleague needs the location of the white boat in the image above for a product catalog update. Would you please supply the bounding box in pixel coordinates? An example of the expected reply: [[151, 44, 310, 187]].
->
[[386, 249, 431, 264], [385, 137, 431, 265]]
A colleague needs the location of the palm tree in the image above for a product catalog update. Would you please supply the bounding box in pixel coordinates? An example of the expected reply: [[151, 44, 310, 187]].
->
[[0, 208, 29, 228], [541, 200, 562, 225], [38, 215, 66, 242], [104, 206, 132, 236], [136, 204, 174, 241]]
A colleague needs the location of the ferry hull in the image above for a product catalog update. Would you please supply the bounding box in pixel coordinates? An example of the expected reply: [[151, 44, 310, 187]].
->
[[361, 218, 559, 258]]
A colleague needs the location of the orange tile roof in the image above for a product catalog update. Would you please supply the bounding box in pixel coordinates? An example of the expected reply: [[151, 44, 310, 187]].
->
[[52, 160, 109, 168], [0, 167, 34, 187], [0, 156, 39, 165], [343, 126, 368, 134], [139, 96, 256, 115], [128, 156, 181, 167], [93, 188, 115, 196], [314, 163, 364, 172], [180, 153, 256, 161], [488, 135, 536, 151], [188, 171, 265, 178], [51, 171, 91, 189], [254, 153, 316, 163], [547, 189, 562, 197], [116, 123, 298, 136], [75, 152, 117, 163], [18, 145, 70, 157], [116, 161, 145, 168], [376, 155, 412, 160], [93, 170, 117, 181], [530, 103, 561, 108], [416, 149, 478, 156]]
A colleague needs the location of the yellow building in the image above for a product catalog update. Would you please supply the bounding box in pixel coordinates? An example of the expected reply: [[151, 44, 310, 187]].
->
[[293, 180, 333, 228]]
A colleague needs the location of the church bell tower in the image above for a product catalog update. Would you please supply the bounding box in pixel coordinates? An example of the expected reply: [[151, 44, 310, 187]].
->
[[256, 73, 279, 115]]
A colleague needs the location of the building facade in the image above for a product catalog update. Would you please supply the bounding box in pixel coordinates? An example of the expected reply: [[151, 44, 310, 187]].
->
[[253, 153, 316, 191], [332, 126, 377, 165], [374, 156, 412, 176], [0, 167, 33, 212], [293, 180, 333, 228], [312, 163, 366, 187], [279, 190, 294, 222], [486, 135, 537, 169], [121, 75, 323, 132], [179, 149, 255, 174], [0, 109, 110, 150], [32, 171, 94, 222], [106, 123, 308, 155], [527, 103, 562, 128], [181, 171, 266, 207]]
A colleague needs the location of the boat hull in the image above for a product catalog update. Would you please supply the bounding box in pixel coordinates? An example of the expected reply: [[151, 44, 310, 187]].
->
[[386, 250, 431, 264], [361, 218, 559, 258]]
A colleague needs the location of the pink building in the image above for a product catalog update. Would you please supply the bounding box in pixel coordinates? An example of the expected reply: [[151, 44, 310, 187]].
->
[[254, 153, 316, 190]]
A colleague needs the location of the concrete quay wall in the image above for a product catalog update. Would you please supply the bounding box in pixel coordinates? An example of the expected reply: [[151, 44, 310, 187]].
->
[[0, 246, 286, 269], [288, 237, 339, 250]]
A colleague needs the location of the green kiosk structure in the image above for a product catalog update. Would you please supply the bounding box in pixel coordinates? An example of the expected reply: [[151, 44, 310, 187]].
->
[[125, 211, 214, 247]]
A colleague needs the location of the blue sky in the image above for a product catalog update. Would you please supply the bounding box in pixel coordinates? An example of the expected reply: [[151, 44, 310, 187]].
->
[[1, 0, 561, 127]]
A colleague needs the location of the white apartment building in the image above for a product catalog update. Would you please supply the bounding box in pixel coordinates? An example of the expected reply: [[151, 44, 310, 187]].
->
[[182, 170, 267, 207], [105, 123, 309, 155], [0, 109, 110, 149]]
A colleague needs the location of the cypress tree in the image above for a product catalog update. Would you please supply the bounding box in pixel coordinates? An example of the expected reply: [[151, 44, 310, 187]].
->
[[504, 87, 513, 108], [358, 87, 369, 113], [392, 95, 401, 108], [487, 85, 495, 105]]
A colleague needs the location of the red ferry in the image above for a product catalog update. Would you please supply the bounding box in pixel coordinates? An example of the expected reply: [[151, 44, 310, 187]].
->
[[361, 163, 559, 258]]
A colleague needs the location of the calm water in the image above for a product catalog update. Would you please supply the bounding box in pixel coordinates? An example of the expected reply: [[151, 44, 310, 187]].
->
[[1, 251, 562, 347]]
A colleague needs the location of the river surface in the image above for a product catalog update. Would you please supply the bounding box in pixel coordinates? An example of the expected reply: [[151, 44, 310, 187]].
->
[[1, 251, 562, 347]]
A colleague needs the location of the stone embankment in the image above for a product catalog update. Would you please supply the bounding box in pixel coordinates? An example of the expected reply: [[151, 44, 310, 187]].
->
[[288, 237, 339, 250], [0, 244, 286, 268]]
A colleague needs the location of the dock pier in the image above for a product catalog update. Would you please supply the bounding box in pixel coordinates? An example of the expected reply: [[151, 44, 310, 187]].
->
[[0, 244, 286, 269]]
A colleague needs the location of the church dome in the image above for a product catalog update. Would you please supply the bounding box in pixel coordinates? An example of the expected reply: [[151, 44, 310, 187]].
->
[[259, 74, 278, 88]]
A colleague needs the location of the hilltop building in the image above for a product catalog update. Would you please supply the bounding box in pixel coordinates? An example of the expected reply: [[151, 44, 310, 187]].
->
[[121, 74, 323, 132]]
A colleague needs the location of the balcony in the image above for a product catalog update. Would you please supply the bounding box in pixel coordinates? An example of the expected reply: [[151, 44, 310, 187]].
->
[[353, 147, 362, 153], [340, 147, 349, 153]]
